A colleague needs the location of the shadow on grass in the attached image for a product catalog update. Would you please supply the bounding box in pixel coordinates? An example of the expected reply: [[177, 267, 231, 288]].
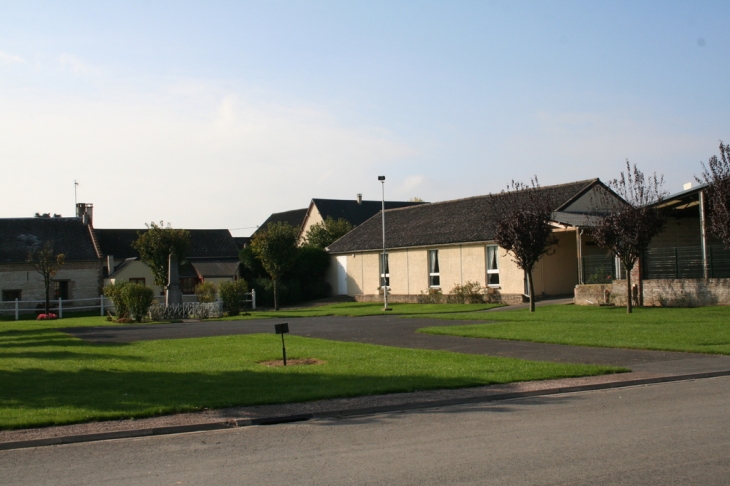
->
[[0, 367, 574, 429], [0, 328, 130, 350]]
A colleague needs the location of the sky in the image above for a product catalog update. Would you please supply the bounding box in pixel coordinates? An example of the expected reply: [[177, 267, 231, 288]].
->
[[1, 1, 728, 236]]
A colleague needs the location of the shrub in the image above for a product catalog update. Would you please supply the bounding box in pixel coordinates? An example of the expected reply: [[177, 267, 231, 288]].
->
[[195, 281, 218, 303], [36, 313, 58, 320], [121, 283, 156, 323], [448, 281, 485, 304], [103, 281, 130, 319], [417, 288, 444, 304], [219, 279, 250, 316]]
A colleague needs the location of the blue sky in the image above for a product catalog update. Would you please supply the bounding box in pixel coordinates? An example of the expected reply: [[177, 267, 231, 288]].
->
[[1, 1, 728, 235]]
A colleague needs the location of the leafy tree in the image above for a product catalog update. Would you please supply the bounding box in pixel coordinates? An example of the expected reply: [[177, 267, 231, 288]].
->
[[194, 281, 218, 303], [250, 221, 299, 310], [103, 281, 130, 319], [302, 216, 354, 249], [697, 141, 730, 247], [132, 222, 191, 287], [219, 279, 250, 315], [488, 178, 559, 312], [121, 283, 156, 323], [27, 241, 65, 315], [591, 161, 666, 314]]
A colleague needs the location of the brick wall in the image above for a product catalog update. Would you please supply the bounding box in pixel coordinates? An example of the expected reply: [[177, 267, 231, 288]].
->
[[0, 261, 102, 304], [574, 284, 613, 305]]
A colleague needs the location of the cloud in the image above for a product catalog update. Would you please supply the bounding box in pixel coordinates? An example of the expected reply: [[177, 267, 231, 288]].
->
[[0, 51, 25, 65], [58, 53, 100, 76]]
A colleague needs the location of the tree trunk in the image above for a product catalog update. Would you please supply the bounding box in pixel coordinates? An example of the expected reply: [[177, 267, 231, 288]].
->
[[625, 263, 633, 314], [273, 278, 279, 311], [44, 275, 50, 315], [527, 271, 536, 313]]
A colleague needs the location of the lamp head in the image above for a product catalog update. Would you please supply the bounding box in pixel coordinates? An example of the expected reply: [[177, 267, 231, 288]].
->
[[378, 176, 385, 181]]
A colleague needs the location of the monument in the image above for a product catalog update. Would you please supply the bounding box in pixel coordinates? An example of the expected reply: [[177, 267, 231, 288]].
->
[[165, 249, 183, 306]]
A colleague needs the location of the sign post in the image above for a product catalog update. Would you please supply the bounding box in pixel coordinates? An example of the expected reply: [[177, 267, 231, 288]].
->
[[275, 323, 289, 366]]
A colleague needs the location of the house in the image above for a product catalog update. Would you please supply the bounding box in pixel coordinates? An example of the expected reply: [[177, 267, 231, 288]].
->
[[97, 228, 241, 297], [326, 179, 622, 304], [0, 215, 102, 307]]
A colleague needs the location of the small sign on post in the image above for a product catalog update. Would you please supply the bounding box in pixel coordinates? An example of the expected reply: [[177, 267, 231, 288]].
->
[[275, 323, 289, 366]]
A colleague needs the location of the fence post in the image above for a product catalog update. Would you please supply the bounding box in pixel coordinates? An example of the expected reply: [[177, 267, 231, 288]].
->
[[15, 298, 18, 321], [58, 298, 62, 319], [251, 289, 256, 310]]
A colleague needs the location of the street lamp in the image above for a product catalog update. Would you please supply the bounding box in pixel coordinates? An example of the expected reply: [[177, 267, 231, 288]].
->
[[378, 176, 391, 311]]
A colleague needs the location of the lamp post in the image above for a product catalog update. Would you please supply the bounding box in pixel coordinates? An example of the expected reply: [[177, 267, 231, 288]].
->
[[378, 176, 390, 311]]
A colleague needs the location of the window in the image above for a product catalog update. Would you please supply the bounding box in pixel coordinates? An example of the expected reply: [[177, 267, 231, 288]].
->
[[429, 250, 440, 287], [129, 278, 145, 286], [53, 281, 69, 300], [379, 253, 390, 288], [2, 290, 21, 301], [487, 245, 500, 286], [180, 277, 199, 295]]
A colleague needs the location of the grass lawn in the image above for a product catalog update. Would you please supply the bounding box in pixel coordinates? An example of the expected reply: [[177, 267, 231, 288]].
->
[[418, 305, 730, 355], [0, 317, 622, 429]]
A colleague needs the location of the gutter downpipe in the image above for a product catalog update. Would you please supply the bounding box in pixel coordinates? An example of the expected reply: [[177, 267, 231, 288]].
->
[[699, 191, 709, 279], [576, 227, 584, 285]]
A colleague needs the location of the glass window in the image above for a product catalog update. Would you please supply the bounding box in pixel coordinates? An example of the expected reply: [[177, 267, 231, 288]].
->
[[180, 277, 199, 295], [380, 253, 390, 288], [429, 250, 440, 287], [53, 281, 69, 300], [2, 290, 21, 301], [129, 278, 145, 286], [487, 245, 500, 286]]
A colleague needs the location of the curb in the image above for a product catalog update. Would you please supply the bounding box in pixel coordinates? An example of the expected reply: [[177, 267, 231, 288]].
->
[[3, 369, 730, 451]]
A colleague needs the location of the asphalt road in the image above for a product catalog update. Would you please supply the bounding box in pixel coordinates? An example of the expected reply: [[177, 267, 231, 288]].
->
[[3, 376, 729, 485]]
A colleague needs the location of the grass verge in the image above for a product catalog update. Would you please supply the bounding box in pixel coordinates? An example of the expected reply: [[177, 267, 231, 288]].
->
[[222, 302, 503, 319], [0, 317, 622, 429], [417, 305, 730, 355]]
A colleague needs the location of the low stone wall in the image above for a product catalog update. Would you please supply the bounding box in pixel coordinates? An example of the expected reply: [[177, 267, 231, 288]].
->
[[574, 284, 613, 306], [640, 279, 730, 307], [354, 292, 526, 305]]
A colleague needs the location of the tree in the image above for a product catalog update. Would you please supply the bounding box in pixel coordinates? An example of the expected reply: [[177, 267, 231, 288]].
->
[[697, 141, 730, 247], [302, 216, 354, 249], [250, 221, 299, 310], [219, 279, 249, 316], [27, 241, 65, 315], [194, 281, 218, 303], [591, 161, 666, 314], [488, 178, 559, 312], [132, 222, 191, 287]]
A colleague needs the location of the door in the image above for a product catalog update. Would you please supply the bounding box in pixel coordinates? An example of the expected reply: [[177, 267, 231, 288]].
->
[[336, 256, 348, 295]]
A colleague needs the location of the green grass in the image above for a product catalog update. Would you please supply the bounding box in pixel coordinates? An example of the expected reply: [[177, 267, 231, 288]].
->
[[0, 317, 621, 429], [219, 302, 503, 319], [418, 305, 730, 355]]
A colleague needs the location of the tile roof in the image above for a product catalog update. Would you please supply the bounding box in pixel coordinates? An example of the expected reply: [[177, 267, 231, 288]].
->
[[311, 199, 426, 227], [327, 179, 600, 253], [252, 208, 308, 237], [95, 229, 240, 259], [0, 217, 99, 263]]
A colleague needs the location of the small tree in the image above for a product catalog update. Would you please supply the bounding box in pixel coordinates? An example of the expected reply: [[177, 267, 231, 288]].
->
[[195, 281, 218, 303], [103, 281, 130, 319], [591, 161, 666, 313], [302, 216, 354, 249], [219, 279, 250, 316], [697, 141, 730, 247], [132, 222, 191, 287], [27, 241, 65, 315], [488, 178, 559, 312], [250, 221, 299, 310], [121, 283, 156, 323]]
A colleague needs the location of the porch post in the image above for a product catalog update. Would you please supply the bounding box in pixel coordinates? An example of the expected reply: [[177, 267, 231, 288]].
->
[[15, 298, 18, 321], [576, 227, 583, 285], [699, 190, 709, 279]]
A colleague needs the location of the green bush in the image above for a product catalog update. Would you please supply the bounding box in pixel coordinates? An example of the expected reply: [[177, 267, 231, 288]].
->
[[195, 281, 218, 303], [417, 288, 444, 304], [103, 281, 130, 318], [219, 279, 249, 316], [448, 281, 485, 304], [121, 283, 156, 323]]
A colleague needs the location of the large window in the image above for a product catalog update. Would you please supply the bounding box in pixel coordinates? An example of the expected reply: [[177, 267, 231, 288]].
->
[[2, 290, 21, 301], [180, 277, 199, 295], [487, 245, 500, 286], [379, 253, 390, 288], [429, 250, 440, 287]]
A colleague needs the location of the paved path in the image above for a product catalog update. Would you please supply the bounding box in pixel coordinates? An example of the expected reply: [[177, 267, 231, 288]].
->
[[64, 314, 730, 373], [4, 377, 730, 485]]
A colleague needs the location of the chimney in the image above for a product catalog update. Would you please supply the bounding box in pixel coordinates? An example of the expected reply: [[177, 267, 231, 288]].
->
[[107, 255, 115, 276], [76, 203, 94, 225], [357, 194, 362, 205]]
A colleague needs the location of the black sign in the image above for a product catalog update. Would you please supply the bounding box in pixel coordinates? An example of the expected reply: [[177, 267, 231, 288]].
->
[[275, 323, 289, 334]]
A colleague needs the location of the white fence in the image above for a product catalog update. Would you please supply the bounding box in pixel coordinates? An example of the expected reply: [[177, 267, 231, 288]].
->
[[0, 289, 256, 320]]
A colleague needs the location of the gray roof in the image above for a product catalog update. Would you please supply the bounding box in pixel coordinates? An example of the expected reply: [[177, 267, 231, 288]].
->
[[95, 228, 239, 259], [252, 208, 309, 238], [189, 258, 240, 278], [0, 217, 99, 263], [327, 179, 601, 253], [311, 199, 426, 227]]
